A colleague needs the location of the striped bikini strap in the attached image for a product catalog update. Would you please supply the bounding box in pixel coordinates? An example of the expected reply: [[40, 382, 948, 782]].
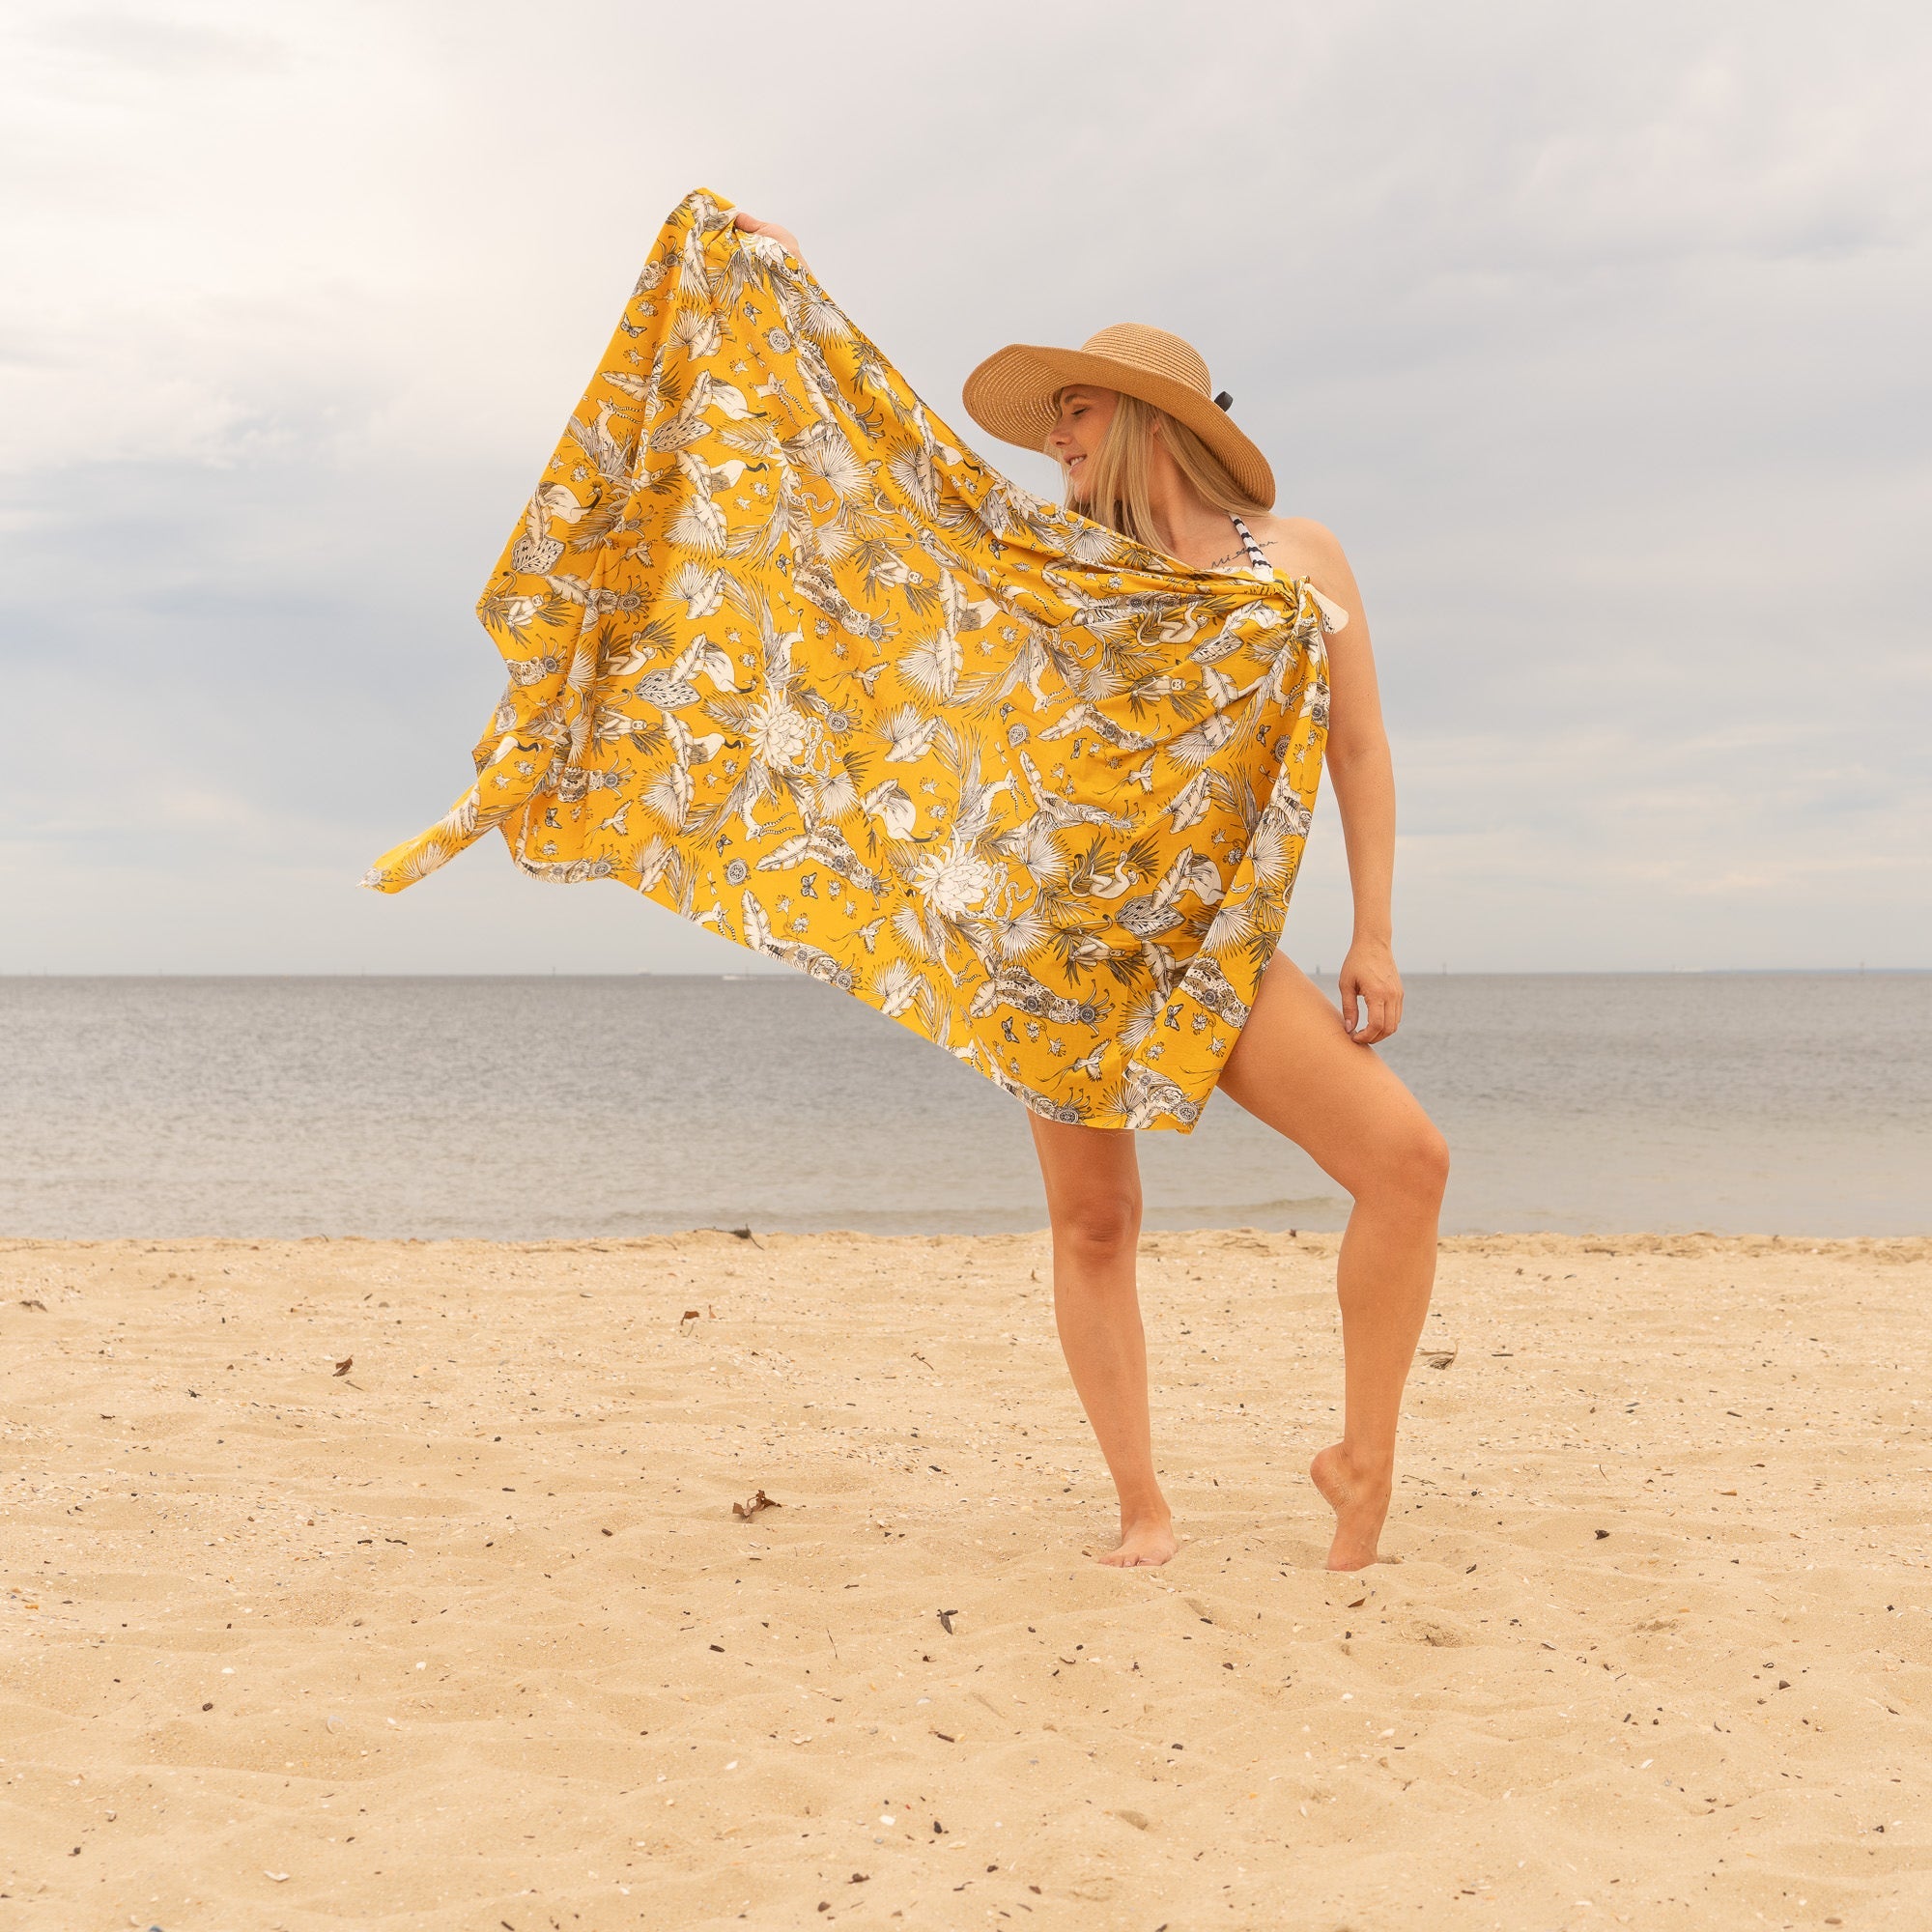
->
[[1229, 513, 1274, 580]]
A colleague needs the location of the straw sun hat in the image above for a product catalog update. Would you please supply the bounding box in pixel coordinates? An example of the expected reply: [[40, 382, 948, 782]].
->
[[961, 323, 1274, 509]]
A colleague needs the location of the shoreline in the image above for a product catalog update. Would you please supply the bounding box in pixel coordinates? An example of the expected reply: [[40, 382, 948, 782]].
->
[[7, 1229, 1927, 1251], [6, 1230, 1928, 1927]]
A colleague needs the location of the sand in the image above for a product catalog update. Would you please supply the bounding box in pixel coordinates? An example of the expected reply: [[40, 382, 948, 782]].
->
[[2, 1229, 1928, 1931]]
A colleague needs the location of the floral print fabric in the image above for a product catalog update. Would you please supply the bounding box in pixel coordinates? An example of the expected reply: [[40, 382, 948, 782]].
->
[[364, 187, 1337, 1131]]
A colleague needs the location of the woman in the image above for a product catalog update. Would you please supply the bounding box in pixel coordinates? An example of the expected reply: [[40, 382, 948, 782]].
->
[[371, 190, 1444, 1577], [736, 212, 1449, 1574]]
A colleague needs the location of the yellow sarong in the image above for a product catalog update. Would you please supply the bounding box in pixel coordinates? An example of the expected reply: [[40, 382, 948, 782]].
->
[[365, 188, 1336, 1130]]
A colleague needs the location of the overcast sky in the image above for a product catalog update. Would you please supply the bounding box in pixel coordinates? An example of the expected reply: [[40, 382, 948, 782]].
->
[[5, 0, 1927, 974]]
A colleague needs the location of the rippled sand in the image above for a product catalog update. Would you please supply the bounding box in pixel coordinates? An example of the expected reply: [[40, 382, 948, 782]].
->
[[4, 1230, 1928, 1929]]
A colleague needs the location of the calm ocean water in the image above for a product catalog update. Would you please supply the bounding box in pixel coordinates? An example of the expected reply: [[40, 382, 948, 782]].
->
[[0, 974, 1925, 1239]]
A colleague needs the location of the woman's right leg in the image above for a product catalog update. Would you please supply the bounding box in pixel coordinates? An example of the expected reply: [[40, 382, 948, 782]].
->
[[1027, 1114, 1177, 1567]]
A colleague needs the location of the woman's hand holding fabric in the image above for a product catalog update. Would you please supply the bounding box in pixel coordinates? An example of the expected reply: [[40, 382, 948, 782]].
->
[[732, 211, 807, 271], [1339, 939, 1404, 1044]]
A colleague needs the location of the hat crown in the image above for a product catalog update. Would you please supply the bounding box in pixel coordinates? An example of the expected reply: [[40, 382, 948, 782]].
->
[[1077, 325, 1210, 400]]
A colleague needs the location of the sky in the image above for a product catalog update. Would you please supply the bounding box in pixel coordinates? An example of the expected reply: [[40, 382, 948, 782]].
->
[[4, 0, 1928, 975]]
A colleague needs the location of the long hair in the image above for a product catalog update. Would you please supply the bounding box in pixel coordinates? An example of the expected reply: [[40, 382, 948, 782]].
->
[[1054, 390, 1266, 554]]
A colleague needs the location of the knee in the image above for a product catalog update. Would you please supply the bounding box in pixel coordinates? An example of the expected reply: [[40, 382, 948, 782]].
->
[[1051, 1189, 1143, 1264], [1368, 1119, 1450, 1210]]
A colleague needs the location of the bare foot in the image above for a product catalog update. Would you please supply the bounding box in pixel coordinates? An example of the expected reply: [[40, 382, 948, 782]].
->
[[1310, 1442, 1392, 1572], [1094, 1513, 1178, 1568]]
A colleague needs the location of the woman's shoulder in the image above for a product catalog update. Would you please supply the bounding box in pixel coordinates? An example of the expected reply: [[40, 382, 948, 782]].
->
[[1247, 513, 1348, 573], [1248, 514, 1362, 625]]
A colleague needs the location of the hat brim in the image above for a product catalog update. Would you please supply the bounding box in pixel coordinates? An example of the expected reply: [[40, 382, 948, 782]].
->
[[960, 342, 1274, 510]]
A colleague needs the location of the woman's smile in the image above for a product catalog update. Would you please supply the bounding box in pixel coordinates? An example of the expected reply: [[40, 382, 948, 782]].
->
[[1046, 384, 1115, 501]]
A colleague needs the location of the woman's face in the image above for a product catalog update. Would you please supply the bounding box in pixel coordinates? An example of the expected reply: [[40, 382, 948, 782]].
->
[[1046, 385, 1118, 502]]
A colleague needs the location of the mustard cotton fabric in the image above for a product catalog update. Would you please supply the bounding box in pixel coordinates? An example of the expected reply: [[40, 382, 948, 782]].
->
[[365, 187, 1336, 1131]]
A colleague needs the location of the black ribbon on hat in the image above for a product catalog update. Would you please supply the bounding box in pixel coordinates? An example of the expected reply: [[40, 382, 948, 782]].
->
[[1213, 390, 1234, 411]]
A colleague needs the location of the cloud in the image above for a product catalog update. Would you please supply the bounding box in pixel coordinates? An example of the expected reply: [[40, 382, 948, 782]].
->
[[4, 0, 1928, 972]]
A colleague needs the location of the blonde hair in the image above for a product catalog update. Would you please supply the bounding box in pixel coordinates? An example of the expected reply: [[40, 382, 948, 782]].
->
[[1054, 390, 1266, 553]]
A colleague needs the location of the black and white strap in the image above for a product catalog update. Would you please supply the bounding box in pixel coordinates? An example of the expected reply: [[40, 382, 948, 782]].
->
[[1228, 513, 1274, 581]]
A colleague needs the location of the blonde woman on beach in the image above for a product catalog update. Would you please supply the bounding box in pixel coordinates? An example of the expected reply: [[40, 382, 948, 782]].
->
[[732, 212, 1449, 1576], [372, 189, 1447, 1577]]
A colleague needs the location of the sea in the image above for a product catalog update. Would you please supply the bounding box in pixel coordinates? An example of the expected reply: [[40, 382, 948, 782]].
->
[[1, 974, 1925, 1240]]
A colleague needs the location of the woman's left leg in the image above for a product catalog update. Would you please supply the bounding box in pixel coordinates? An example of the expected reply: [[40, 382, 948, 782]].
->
[[1216, 952, 1449, 1570], [1027, 1114, 1177, 1567]]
